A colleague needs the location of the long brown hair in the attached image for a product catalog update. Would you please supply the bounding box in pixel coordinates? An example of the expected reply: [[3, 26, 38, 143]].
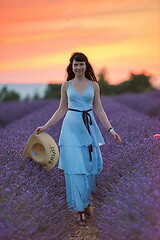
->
[[66, 52, 97, 81]]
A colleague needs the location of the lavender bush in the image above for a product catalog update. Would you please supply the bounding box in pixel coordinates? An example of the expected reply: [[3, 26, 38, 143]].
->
[[1, 101, 76, 240], [0, 99, 55, 127], [94, 97, 160, 240], [113, 90, 160, 120], [1, 94, 160, 240]]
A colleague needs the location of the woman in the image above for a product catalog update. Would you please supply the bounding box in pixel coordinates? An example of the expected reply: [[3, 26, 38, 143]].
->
[[35, 52, 123, 226]]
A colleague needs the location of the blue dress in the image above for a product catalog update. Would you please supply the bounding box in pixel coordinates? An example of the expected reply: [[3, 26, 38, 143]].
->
[[58, 82, 105, 211]]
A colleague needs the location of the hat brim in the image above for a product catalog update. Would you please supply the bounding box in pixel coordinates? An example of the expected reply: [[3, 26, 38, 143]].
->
[[22, 132, 59, 170]]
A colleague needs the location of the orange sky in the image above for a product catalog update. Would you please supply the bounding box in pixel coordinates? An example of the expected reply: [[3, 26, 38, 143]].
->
[[0, 0, 160, 87]]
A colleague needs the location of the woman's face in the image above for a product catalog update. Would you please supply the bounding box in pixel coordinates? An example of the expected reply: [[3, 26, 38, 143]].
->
[[72, 59, 86, 77]]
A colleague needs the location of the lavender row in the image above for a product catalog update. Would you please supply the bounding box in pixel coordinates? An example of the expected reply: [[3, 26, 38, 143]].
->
[[93, 97, 160, 240], [1, 97, 160, 239], [1, 100, 78, 240], [0, 99, 55, 127], [112, 90, 160, 120]]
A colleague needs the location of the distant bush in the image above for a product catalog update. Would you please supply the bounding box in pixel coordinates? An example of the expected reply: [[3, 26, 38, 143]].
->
[[44, 84, 61, 99], [114, 72, 154, 94], [98, 69, 110, 95], [32, 91, 41, 100], [0, 86, 20, 101], [98, 70, 155, 96]]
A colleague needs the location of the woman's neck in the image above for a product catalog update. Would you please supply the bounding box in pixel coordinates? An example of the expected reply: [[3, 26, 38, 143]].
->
[[74, 76, 87, 82]]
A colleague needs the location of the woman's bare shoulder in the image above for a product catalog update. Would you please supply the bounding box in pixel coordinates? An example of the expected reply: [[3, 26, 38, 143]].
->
[[89, 81, 99, 91], [61, 80, 72, 92], [62, 81, 71, 89]]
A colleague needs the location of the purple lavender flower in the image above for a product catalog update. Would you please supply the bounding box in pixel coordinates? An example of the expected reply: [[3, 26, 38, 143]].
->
[[1, 93, 160, 239]]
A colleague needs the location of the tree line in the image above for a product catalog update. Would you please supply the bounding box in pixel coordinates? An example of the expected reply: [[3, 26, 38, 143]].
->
[[0, 70, 155, 102]]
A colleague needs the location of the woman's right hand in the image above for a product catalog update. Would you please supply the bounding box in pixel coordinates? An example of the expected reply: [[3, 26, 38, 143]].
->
[[35, 125, 46, 134], [110, 131, 123, 143]]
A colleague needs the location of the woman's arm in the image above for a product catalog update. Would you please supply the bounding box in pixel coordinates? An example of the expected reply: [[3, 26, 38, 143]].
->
[[93, 82, 112, 130], [35, 82, 68, 134], [92, 82, 123, 143]]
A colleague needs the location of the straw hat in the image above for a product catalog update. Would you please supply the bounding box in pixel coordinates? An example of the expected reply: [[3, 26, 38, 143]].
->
[[22, 132, 59, 170]]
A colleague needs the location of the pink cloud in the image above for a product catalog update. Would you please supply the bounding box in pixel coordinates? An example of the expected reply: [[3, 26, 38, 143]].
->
[[0, 0, 159, 86]]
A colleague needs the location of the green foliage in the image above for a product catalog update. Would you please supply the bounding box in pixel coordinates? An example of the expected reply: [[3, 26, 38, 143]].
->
[[32, 91, 40, 100], [115, 73, 153, 94], [44, 83, 61, 99], [23, 94, 31, 101], [0, 86, 20, 102], [98, 69, 110, 95], [98, 70, 155, 96]]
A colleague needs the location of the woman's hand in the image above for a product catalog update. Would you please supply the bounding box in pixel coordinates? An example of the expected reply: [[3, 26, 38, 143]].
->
[[35, 125, 46, 134], [110, 131, 123, 143]]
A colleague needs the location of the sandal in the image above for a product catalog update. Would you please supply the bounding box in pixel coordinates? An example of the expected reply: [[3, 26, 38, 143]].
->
[[84, 204, 91, 219], [77, 211, 87, 226]]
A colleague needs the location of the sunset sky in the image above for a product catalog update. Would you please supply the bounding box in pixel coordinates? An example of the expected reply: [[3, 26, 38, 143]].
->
[[0, 0, 160, 87]]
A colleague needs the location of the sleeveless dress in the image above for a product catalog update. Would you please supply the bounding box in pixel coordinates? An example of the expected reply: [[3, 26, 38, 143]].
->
[[58, 82, 105, 211]]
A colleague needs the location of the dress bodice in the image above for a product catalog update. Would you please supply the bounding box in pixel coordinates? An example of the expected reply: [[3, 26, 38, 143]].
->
[[67, 83, 94, 110]]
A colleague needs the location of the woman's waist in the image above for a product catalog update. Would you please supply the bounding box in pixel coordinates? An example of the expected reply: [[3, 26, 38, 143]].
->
[[68, 108, 92, 113], [65, 110, 94, 121], [68, 103, 92, 111]]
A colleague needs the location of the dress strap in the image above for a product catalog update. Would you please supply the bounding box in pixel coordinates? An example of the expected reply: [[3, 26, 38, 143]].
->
[[66, 80, 72, 92], [87, 81, 94, 92], [69, 80, 73, 86]]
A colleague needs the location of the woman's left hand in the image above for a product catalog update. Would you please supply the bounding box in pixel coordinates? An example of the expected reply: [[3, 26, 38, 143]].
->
[[110, 131, 123, 143]]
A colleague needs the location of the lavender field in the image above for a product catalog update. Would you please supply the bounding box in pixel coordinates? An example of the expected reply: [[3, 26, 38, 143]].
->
[[0, 99, 54, 127], [1, 91, 160, 240], [113, 90, 160, 120]]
